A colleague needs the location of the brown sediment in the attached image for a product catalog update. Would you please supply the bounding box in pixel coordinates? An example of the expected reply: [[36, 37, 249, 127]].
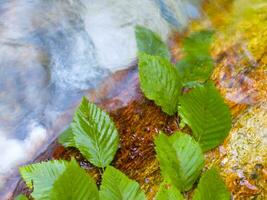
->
[[110, 91, 180, 198]]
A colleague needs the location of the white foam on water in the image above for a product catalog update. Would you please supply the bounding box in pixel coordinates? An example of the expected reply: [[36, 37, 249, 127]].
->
[[84, 0, 171, 72], [0, 122, 48, 189]]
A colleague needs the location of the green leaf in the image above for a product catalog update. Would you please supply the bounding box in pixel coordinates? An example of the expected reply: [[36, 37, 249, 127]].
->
[[15, 194, 28, 200], [192, 167, 231, 200], [138, 53, 182, 115], [155, 182, 184, 200], [19, 160, 67, 200], [99, 166, 146, 200], [58, 127, 75, 147], [154, 132, 204, 191], [51, 159, 99, 200], [60, 97, 119, 168], [176, 55, 213, 84], [183, 30, 214, 57], [135, 25, 170, 59], [178, 82, 232, 151], [176, 30, 214, 84]]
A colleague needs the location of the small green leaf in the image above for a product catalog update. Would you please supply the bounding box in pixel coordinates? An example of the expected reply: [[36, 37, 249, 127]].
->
[[155, 182, 184, 200], [176, 30, 214, 84], [135, 25, 170, 59], [176, 55, 213, 84], [154, 132, 204, 191], [178, 82, 232, 151], [15, 194, 28, 200], [193, 167, 231, 200], [183, 30, 214, 57], [51, 159, 99, 200], [59, 97, 119, 168], [99, 166, 146, 200], [138, 53, 182, 115], [58, 127, 75, 147], [19, 160, 67, 200]]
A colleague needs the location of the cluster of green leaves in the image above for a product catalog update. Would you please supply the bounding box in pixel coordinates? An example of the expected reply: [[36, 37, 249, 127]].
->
[[16, 97, 230, 200], [16, 98, 146, 200], [135, 25, 232, 152], [18, 159, 146, 200], [154, 132, 230, 200], [135, 26, 231, 199], [19, 159, 98, 200], [16, 26, 232, 200]]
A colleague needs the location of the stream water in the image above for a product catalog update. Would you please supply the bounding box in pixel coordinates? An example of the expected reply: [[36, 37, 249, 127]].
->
[[0, 0, 201, 197]]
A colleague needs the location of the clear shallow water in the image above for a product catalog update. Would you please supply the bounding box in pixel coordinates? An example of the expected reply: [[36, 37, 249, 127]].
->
[[0, 0, 200, 195]]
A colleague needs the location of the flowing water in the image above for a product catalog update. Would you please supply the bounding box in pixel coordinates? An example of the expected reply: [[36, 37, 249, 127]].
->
[[0, 0, 201, 196]]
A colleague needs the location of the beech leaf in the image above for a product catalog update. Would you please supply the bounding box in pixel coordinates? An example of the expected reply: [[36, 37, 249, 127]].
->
[[155, 182, 184, 200], [138, 53, 182, 115], [176, 30, 214, 84], [99, 166, 146, 200], [178, 82, 232, 151], [135, 25, 170, 59], [59, 97, 119, 168], [19, 160, 67, 200], [50, 159, 99, 200], [192, 167, 231, 200], [154, 132, 204, 191]]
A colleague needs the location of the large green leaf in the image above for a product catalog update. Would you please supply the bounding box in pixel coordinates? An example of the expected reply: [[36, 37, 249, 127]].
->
[[183, 30, 214, 57], [155, 182, 184, 200], [50, 159, 99, 200], [60, 97, 119, 168], [19, 160, 67, 200], [154, 132, 204, 192], [192, 167, 231, 200], [138, 53, 182, 115], [178, 82, 232, 152], [176, 55, 213, 85], [99, 166, 146, 200], [176, 30, 214, 84], [135, 25, 170, 59]]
